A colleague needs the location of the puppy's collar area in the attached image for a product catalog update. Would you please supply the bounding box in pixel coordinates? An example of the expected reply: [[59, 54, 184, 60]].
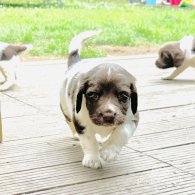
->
[[180, 35, 195, 56], [179, 45, 187, 56]]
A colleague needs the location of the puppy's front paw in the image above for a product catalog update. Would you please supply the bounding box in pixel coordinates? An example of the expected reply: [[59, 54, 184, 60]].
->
[[162, 76, 173, 80], [72, 133, 79, 140], [82, 154, 104, 169], [100, 146, 120, 162]]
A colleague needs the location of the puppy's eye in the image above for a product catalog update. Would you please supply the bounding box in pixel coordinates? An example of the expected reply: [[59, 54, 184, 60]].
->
[[86, 92, 99, 101], [118, 92, 129, 103]]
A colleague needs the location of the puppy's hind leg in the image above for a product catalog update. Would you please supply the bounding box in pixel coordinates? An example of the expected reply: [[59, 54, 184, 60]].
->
[[0, 71, 15, 91]]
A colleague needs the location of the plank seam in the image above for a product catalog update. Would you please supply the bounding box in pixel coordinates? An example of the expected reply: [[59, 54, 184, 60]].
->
[[134, 142, 195, 153], [12, 165, 170, 195], [127, 146, 195, 177]]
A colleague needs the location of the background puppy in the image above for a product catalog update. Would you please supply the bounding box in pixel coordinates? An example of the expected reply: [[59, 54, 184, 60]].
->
[[155, 36, 195, 80], [60, 31, 139, 169], [0, 42, 32, 91]]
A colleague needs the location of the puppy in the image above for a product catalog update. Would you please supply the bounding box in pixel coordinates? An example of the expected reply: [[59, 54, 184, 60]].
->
[[155, 35, 195, 80], [60, 31, 139, 169], [0, 42, 32, 91]]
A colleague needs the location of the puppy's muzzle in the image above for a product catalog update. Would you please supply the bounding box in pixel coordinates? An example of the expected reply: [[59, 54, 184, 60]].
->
[[100, 110, 116, 124], [155, 59, 161, 67], [155, 59, 165, 69]]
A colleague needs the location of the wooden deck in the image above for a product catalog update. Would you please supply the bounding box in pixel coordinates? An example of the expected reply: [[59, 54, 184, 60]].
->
[[1, 55, 195, 195]]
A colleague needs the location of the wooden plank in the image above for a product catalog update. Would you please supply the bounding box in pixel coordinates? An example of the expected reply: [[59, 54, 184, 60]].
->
[[135, 102, 195, 136], [0, 135, 75, 158], [0, 135, 165, 172], [140, 103, 195, 124], [0, 143, 166, 194], [136, 115, 195, 136], [147, 143, 195, 175], [139, 86, 195, 111], [26, 167, 195, 195], [1, 100, 38, 118], [0, 93, 38, 118], [2, 113, 68, 141], [0, 105, 2, 143], [138, 79, 195, 95], [128, 127, 195, 152]]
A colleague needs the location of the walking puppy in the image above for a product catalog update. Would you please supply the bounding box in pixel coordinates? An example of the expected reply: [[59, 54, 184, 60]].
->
[[60, 31, 139, 169], [0, 42, 32, 91], [155, 36, 195, 80]]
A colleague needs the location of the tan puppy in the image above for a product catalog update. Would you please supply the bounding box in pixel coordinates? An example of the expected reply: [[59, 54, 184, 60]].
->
[[60, 31, 139, 169], [155, 36, 195, 80]]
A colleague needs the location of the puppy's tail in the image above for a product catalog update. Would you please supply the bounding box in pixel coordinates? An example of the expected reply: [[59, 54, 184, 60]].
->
[[68, 30, 101, 67]]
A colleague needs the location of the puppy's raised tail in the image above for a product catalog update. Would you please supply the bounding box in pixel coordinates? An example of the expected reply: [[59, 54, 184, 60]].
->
[[68, 30, 101, 67]]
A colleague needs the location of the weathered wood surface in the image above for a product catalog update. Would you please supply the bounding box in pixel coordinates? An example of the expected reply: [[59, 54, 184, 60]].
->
[[0, 54, 195, 195], [0, 104, 2, 143]]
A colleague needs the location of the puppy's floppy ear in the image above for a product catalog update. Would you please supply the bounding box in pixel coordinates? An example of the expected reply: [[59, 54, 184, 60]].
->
[[167, 44, 185, 68], [164, 52, 174, 68], [172, 50, 185, 67], [75, 80, 88, 113], [130, 83, 138, 115], [76, 88, 83, 113]]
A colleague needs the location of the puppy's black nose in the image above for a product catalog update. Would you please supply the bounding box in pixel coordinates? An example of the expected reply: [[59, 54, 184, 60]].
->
[[102, 112, 116, 124]]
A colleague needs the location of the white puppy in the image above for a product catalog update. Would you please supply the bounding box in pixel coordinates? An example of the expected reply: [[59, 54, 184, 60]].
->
[[0, 42, 32, 91], [155, 36, 195, 80], [60, 31, 139, 169]]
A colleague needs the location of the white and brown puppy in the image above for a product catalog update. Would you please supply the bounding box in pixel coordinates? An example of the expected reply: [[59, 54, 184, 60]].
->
[[60, 31, 139, 169], [0, 42, 32, 91], [155, 35, 195, 80]]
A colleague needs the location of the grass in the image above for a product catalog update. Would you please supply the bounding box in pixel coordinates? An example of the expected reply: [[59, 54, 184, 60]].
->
[[0, 0, 195, 58]]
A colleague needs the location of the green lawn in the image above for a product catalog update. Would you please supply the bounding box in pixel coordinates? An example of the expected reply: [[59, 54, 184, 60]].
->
[[0, 0, 195, 58]]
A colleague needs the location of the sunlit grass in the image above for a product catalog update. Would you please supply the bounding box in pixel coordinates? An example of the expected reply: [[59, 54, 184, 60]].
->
[[0, 0, 195, 58]]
